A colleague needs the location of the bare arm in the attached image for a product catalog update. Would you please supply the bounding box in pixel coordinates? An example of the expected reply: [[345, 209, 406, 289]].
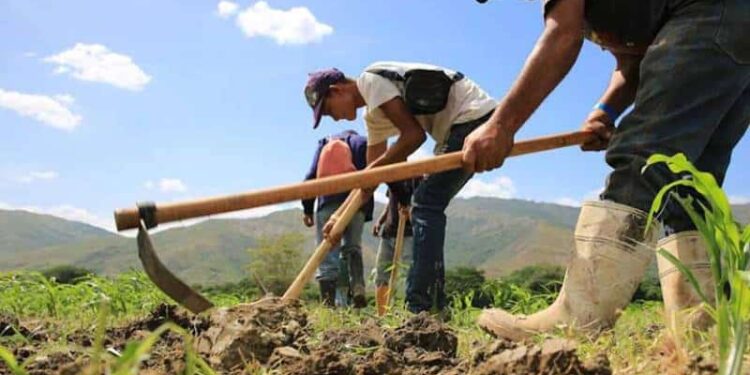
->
[[372, 204, 388, 236], [598, 52, 642, 113], [463, 0, 585, 172], [491, 0, 584, 134], [581, 52, 643, 150], [368, 97, 427, 168]]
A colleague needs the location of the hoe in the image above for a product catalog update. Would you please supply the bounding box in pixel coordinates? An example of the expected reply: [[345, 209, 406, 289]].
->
[[114, 130, 593, 314]]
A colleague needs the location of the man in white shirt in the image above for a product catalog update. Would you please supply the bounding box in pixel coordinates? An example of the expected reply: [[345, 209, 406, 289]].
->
[[304, 62, 497, 314]]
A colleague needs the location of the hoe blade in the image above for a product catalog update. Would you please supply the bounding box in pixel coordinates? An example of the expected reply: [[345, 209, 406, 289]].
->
[[137, 221, 214, 314]]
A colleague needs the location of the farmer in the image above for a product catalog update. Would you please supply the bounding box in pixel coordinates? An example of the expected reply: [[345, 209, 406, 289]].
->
[[372, 178, 421, 315], [303, 62, 497, 315], [463, 0, 750, 339], [302, 129, 373, 308]]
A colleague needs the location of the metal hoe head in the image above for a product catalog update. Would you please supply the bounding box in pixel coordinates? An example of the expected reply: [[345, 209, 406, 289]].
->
[[137, 220, 214, 314]]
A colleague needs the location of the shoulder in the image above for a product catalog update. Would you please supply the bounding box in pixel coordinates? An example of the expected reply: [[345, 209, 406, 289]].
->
[[357, 74, 401, 109], [357, 71, 393, 90]]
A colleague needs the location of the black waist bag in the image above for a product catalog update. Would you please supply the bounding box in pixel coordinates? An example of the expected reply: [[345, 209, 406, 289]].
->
[[368, 68, 464, 115]]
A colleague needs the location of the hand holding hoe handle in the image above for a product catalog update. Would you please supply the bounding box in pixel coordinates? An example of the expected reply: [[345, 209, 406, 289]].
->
[[114, 131, 593, 231], [282, 190, 364, 301]]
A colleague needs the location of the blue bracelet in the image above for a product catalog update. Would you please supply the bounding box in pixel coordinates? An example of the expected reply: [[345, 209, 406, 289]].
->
[[593, 102, 620, 122]]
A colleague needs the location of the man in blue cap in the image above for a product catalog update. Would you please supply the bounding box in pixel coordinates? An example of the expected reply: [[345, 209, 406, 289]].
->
[[303, 62, 497, 316]]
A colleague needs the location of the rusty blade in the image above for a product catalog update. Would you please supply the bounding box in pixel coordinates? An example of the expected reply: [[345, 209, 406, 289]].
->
[[137, 221, 214, 314]]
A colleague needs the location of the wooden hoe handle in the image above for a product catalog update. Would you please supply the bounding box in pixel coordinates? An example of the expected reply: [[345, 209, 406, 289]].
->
[[386, 209, 408, 308], [282, 190, 364, 301], [114, 131, 593, 231]]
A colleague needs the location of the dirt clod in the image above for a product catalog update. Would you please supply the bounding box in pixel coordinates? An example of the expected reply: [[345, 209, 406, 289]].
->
[[194, 296, 309, 372], [0, 314, 20, 336], [117, 302, 210, 336], [276, 313, 461, 375], [471, 338, 611, 375], [686, 355, 719, 375], [352, 348, 402, 375], [1, 299, 617, 375], [384, 312, 458, 356], [268, 346, 305, 369], [321, 320, 384, 350]]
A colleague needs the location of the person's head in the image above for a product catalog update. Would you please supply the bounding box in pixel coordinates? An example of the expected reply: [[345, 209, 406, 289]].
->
[[304, 68, 361, 128]]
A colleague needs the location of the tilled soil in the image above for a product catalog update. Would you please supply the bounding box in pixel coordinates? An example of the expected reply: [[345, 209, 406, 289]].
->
[[0, 298, 633, 374]]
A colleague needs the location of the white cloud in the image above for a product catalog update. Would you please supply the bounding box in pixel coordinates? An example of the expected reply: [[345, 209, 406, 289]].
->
[[0, 89, 82, 130], [44, 43, 151, 91], [233, 1, 333, 45], [217, 1, 239, 18], [145, 178, 188, 193], [730, 196, 750, 205], [160, 179, 187, 193], [16, 170, 59, 183], [54, 94, 75, 105], [457, 176, 516, 199], [23, 52, 37, 58], [0, 201, 114, 232]]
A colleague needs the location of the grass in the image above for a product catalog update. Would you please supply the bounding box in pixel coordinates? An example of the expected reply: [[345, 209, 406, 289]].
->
[[0, 270, 747, 373]]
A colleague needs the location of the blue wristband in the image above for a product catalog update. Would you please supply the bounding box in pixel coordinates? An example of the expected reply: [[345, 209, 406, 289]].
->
[[593, 102, 620, 122]]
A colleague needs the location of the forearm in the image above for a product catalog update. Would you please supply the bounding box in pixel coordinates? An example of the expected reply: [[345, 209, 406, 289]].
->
[[489, 0, 584, 135], [594, 53, 642, 116], [369, 131, 425, 169]]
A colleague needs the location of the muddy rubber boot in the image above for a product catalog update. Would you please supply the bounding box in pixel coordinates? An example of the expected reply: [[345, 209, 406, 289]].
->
[[477, 201, 660, 341], [319, 280, 336, 307], [376, 285, 389, 316], [657, 231, 715, 331]]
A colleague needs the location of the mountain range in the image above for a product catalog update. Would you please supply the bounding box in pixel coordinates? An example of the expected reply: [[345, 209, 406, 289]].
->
[[2, 198, 748, 285]]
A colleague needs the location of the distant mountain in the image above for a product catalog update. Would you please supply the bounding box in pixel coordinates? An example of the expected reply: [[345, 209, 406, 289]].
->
[[0, 210, 111, 257], [1, 200, 748, 285]]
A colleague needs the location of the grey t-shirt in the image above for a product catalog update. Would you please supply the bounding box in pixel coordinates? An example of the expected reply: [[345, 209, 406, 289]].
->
[[544, 0, 668, 53]]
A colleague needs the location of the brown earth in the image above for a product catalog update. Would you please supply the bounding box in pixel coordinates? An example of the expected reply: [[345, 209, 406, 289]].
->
[[8, 297, 707, 375]]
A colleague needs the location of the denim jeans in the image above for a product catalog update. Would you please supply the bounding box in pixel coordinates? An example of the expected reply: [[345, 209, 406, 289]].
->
[[314, 201, 366, 297], [375, 234, 414, 287], [601, 0, 750, 234], [406, 111, 492, 313]]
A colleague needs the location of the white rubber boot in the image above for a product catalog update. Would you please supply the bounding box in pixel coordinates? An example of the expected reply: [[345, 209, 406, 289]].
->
[[478, 201, 660, 341], [657, 231, 715, 331]]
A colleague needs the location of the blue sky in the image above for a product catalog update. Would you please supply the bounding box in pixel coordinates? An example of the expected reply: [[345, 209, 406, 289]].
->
[[1, 0, 748, 232]]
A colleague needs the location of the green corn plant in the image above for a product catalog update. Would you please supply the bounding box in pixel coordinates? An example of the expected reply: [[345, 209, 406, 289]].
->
[[643, 153, 749, 375]]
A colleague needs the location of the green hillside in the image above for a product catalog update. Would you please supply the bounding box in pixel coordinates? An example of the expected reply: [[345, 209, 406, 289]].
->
[[0, 209, 111, 256], [2, 200, 747, 285]]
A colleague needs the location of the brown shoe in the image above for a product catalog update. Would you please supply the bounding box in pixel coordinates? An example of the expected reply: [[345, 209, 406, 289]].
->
[[376, 285, 389, 316]]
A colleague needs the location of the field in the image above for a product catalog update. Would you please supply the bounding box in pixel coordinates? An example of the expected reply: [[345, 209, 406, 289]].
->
[[0, 270, 741, 374]]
